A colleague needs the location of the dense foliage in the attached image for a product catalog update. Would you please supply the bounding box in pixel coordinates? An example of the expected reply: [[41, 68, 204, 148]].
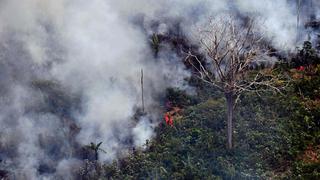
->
[[78, 42, 320, 180]]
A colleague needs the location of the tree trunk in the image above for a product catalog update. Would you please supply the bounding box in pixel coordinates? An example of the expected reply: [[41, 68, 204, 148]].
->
[[225, 92, 235, 149], [95, 151, 98, 161]]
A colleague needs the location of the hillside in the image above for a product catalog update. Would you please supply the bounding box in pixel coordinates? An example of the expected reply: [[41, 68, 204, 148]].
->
[[79, 43, 320, 179], [0, 1, 320, 179]]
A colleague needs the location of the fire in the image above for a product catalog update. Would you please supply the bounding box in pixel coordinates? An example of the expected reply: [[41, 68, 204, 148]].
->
[[297, 66, 305, 71], [164, 102, 181, 127], [164, 113, 173, 127]]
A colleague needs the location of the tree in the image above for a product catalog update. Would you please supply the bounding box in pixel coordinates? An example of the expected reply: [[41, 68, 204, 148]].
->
[[86, 142, 107, 160], [185, 15, 287, 149], [293, 41, 319, 67], [150, 33, 160, 57]]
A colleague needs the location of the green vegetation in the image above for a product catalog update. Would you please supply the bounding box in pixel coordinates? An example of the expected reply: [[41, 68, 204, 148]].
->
[[150, 33, 161, 57], [78, 64, 319, 179], [78, 35, 320, 180]]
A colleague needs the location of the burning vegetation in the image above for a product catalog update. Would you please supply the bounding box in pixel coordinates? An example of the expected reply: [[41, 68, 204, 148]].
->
[[0, 0, 320, 179]]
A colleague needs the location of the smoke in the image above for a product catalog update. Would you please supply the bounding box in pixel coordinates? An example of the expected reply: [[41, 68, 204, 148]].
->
[[235, 0, 298, 50], [0, 0, 190, 178], [132, 116, 154, 148], [110, 0, 302, 50], [0, 0, 318, 179]]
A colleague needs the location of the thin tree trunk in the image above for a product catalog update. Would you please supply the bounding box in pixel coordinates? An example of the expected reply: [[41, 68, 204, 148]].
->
[[141, 69, 145, 113], [297, 0, 301, 29], [95, 151, 98, 161], [225, 92, 235, 149]]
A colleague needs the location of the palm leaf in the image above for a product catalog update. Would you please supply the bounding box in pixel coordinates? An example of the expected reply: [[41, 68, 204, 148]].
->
[[97, 142, 103, 149], [98, 148, 107, 154]]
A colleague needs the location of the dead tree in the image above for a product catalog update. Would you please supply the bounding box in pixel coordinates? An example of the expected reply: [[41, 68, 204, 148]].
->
[[186, 15, 288, 149], [87, 142, 107, 160], [297, 0, 301, 29], [141, 69, 145, 113]]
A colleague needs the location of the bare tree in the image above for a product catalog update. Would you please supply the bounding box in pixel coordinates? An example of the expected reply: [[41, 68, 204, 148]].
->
[[186, 15, 287, 149]]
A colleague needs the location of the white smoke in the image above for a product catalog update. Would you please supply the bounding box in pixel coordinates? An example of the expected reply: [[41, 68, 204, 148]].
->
[[110, 0, 300, 50], [235, 0, 298, 50], [132, 116, 154, 148], [0, 0, 190, 178], [0, 0, 318, 179]]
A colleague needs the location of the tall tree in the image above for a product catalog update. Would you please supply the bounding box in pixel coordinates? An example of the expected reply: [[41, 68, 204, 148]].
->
[[186, 15, 287, 149]]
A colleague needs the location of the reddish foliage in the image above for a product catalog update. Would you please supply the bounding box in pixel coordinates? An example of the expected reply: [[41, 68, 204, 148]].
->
[[300, 145, 320, 163]]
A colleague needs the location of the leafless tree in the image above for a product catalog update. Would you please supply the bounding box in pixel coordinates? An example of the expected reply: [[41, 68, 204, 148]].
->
[[185, 15, 288, 149]]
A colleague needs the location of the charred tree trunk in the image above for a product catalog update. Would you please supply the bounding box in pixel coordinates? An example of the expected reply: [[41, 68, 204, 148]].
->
[[225, 92, 235, 149]]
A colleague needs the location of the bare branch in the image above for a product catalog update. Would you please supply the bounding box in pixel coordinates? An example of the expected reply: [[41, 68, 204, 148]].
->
[[188, 14, 289, 97]]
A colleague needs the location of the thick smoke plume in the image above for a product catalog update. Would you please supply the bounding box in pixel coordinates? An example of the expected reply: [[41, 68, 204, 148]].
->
[[0, 0, 318, 178]]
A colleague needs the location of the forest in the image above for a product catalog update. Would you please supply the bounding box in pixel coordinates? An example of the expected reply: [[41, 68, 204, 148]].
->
[[80, 21, 320, 180], [0, 0, 319, 179]]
